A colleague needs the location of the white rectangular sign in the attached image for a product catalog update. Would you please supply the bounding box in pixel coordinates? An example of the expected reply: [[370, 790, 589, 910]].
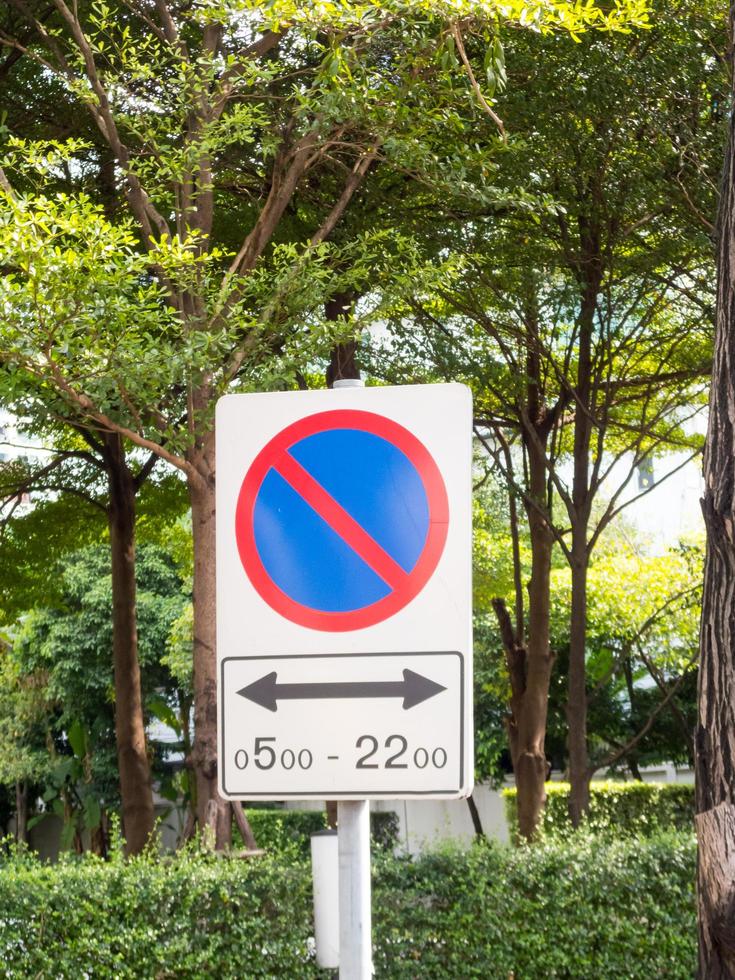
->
[[216, 383, 473, 799], [221, 652, 465, 798]]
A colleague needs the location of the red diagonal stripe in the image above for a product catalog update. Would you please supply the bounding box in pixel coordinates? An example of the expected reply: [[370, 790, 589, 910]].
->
[[272, 450, 408, 591]]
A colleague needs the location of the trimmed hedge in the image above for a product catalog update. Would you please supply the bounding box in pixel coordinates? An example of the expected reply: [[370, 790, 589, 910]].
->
[[373, 832, 696, 978], [503, 780, 694, 839], [244, 808, 401, 856], [0, 848, 314, 978], [245, 808, 326, 855], [0, 831, 696, 978]]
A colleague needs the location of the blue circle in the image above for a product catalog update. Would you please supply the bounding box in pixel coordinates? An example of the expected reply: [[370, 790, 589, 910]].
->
[[252, 428, 430, 613]]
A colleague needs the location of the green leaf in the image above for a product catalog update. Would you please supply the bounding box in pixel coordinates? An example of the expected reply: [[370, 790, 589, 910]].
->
[[67, 719, 87, 760], [147, 695, 181, 737], [83, 794, 101, 830]]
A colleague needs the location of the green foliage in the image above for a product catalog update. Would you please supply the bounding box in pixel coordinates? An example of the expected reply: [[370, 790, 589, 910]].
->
[[241, 808, 400, 857], [369, 811, 401, 851], [0, 0, 652, 462], [473, 527, 702, 780], [0, 542, 188, 841], [162, 603, 193, 699], [32, 720, 105, 850], [0, 847, 316, 979], [473, 616, 513, 784], [231, 0, 651, 36], [0, 491, 106, 625], [0, 832, 694, 978], [0, 645, 52, 789], [546, 537, 702, 773], [471, 479, 526, 614], [364, 0, 720, 794], [373, 832, 695, 978], [503, 781, 694, 840], [0, 449, 188, 628], [244, 808, 327, 856], [550, 536, 702, 677]]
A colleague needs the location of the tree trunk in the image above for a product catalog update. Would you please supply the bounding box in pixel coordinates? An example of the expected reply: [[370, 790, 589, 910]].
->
[[514, 476, 554, 840], [178, 691, 196, 835], [495, 427, 554, 841], [325, 293, 359, 387], [696, 34, 735, 971], [566, 229, 598, 827], [90, 810, 109, 857], [232, 801, 258, 850], [567, 537, 590, 827], [696, 804, 735, 978], [105, 432, 155, 855], [492, 321, 556, 842], [15, 781, 28, 845], [189, 435, 231, 849], [326, 339, 359, 387]]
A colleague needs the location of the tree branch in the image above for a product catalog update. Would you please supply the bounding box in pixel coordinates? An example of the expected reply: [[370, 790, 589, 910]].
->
[[310, 145, 380, 247], [590, 655, 698, 776], [450, 22, 506, 140]]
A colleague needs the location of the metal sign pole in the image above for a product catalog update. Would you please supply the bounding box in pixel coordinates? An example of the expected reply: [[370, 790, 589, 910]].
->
[[338, 800, 372, 979]]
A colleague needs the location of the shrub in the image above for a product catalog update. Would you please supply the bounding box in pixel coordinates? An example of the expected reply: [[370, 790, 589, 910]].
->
[[243, 808, 400, 857], [245, 808, 327, 856], [0, 831, 696, 978], [372, 831, 696, 979], [371, 810, 401, 850], [503, 780, 694, 839], [0, 847, 317, 979]]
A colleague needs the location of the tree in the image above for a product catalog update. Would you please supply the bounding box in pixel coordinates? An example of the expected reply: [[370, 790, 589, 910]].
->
[[695, 6, 735, 975], [549, 535, 702, 779], [368, 0, 722, 835], [0, 540, 187, 854], [0, 451, 189, 847], [0, 0, 648, 845], [0, 396, 192, 852], [474, 476, 703, 794]]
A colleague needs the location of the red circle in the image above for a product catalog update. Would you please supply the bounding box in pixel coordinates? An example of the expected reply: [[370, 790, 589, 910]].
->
[[235, 409, 449, 632]]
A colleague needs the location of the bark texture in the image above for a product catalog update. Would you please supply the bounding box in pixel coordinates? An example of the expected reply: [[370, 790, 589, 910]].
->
[[567, 541, 590, 826], [697, 22, 735, 972], [15, 781, 28, 845], [104, 432, 155, 855], [512, 494, 554, 839], [189, 431, 231, 848], [566, 227, 600, 828], [326, 339, 359, 387], [493, 419, 554, 841], [232, 801, 258, 850], [325, 293, 359, 387], [696, 804, 735, 977]]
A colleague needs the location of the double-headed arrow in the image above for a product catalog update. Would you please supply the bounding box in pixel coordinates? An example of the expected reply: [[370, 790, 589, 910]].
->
[[237, 668, 446, 713]]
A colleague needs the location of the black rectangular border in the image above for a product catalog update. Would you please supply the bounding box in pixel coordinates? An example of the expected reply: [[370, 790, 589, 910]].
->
[[220, 651, 465, 799]]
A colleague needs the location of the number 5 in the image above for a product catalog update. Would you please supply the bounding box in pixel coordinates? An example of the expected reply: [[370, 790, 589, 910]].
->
[[254, 737, 276, 769]]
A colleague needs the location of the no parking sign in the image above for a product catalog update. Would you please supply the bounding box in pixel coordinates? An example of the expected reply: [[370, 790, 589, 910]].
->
[[216, 384, 473, 800], [235, 409, 449, 631]]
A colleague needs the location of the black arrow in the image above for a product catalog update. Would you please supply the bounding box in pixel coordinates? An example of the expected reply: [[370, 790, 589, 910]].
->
[[237, 669, 446, 713]]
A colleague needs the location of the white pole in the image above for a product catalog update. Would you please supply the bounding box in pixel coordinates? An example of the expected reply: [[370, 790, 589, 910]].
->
[[338, 800, 372, 979], [311, 829, 340, 969]]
